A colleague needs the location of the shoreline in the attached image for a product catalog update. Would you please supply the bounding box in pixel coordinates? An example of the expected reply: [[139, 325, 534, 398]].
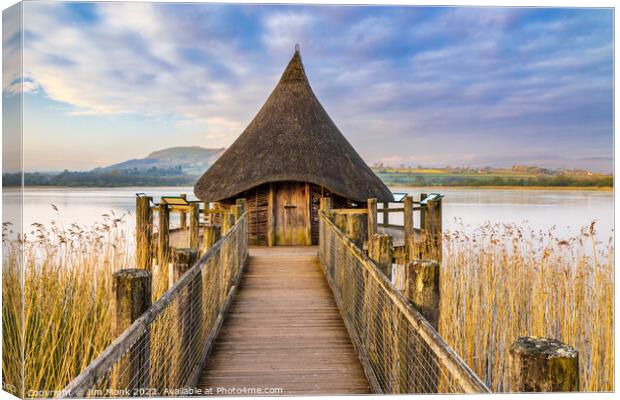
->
[[384, 185, 613, 192], [1, 185, 613, 192]]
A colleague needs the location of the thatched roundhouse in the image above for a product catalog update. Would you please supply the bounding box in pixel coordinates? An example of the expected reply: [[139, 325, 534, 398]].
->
[[194, 48, 393, 246]]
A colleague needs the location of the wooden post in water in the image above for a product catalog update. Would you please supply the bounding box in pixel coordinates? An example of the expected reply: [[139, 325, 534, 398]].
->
[[189, 203, 200, 250], [135, 196, 153, 270], [368, 233, 393, 277], [346, 212, 368, 249], [202, 225, 221, 253], [382, 202, 389, 225], [179, 193, 188, 229], [222, 212, 235, 235], [367, 198, 377, 244], [113, 269, 152, 391], [509, 337, 579, 392], [157, 203, 170, 269]]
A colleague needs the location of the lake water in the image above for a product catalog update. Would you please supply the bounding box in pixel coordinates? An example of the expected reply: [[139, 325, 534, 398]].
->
[[2, 186, 614, 240]]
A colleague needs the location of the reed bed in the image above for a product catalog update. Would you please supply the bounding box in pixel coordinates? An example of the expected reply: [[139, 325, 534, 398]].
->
[[2, 211, 138, 395], [439, 220, 614, 392], [2, 211, 614, 394]]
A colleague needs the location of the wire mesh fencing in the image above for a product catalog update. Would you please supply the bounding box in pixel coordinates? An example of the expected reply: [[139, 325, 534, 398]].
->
[[61, 213, 248, 398], [318, 210, 489, 394]]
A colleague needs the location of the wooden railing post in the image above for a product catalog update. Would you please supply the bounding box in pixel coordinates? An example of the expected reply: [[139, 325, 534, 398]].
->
[[202, 225, 221, 253], [403, 260, 440, 329], [424, 198, 442, 260], [320, 197, 332, 213], [222, 212, 235, 235], [113, 269, 152, 391], [509, 337, 579, 392], [171, 249, 198, 285], [367, 198, 377, 243], [403, 259, 440, 393], [368, 233, 393, 277], [157, 203, 170, 269], [334, 213, 348, 233], [235, 198, 247, 214], [171, 248, 197, 385], [346, 212, 368, 249], [382, 202, 389, 225], [189, 203, 200, 250], [419, 193, 428, 230], [403, 195, 413, 243], [232, 204, 243, 223], [179, 193, 188, 229], [136, 196, 153, 270]]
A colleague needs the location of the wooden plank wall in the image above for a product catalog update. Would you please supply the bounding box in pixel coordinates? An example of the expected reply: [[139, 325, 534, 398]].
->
[[222, 181, 367, 246]]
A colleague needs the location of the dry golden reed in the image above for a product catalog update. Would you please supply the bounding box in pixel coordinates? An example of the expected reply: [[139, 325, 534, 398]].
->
[[2, 210, 614, 395], [439, 220, 614, 392], [2, 211, 136, 394]]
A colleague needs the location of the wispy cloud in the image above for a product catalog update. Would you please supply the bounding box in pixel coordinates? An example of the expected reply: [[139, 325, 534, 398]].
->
[[4, 4, 614, 172]]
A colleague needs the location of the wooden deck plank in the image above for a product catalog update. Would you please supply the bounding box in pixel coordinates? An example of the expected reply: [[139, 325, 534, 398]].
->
[[196, 246, 370, 395]]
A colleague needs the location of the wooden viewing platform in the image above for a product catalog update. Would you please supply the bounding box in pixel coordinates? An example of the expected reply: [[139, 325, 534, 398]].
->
[[197, 246, 370, 395]]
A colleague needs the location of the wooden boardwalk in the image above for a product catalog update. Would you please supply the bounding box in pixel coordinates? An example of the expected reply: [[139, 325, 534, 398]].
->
[[197, 246, 370, 395]]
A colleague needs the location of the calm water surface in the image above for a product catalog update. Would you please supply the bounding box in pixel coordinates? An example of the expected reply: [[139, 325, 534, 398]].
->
[[2, 186, 613, 240]]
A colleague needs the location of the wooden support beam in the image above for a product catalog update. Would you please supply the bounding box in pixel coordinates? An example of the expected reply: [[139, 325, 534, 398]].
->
[[267, 183, 275, 247], [135, 196, 153, 270], [157, 203, 170, 269], [382, 202, 389, 225], [179, 193, 187, 229], [189, 203, 200, 250], [113, 269, 152, 391], [367, 198, 377, 244], [304, 183, 312, 246], [509, 337, 579, 392], [368, 233, 393, 277]]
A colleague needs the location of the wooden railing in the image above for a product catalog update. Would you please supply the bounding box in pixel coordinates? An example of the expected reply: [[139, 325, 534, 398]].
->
[[60, 212, 248, 398], [318, 209, 490, 394]]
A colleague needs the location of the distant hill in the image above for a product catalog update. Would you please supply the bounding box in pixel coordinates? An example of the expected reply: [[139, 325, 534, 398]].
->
[[95, 146, 225, 176]]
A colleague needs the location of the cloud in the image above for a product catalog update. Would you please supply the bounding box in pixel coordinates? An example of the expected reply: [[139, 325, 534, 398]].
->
[[8, 4, 614, 171]]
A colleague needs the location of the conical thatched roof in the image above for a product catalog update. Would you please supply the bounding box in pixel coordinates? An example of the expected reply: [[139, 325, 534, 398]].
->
[[194, 49, 393, 203]]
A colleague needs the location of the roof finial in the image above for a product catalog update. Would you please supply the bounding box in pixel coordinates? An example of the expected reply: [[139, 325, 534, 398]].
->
[[294, 43, 300, 54]]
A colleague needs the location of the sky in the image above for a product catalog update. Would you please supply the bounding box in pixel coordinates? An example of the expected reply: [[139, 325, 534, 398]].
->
[[1, 3, 614, 173]]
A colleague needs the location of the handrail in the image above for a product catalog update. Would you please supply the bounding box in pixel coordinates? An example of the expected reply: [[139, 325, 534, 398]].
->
[[61, 212, 249, 397], [318, 210, 489, 394]]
